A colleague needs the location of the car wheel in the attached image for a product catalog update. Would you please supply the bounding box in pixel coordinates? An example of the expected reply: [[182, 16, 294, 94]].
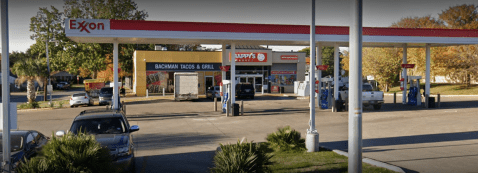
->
[[373, 104, 381, 110]]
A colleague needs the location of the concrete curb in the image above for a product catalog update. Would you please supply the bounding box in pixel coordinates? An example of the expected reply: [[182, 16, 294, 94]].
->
[[385, 93, 478, 97], [331, 149, 405, 173]]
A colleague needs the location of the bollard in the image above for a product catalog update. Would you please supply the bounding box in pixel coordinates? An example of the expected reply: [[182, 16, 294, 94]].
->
[[393, 92, 396, 104], [345, 99, 348, 111], [214, 97, 218, 111], [226, 100, 230, 117], [425, 94, 429, 108], [163, 88, 165, 96], [241, 100, 244, 116], [146, 89, 149, 98], [332, 99, 336, 112], [437, 93, 440, 108]]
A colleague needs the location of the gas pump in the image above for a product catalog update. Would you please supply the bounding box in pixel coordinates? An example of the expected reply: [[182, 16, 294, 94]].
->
[[221, 80, 231, 113], [407, 76, 422, 106], [320, 77, 333, 109]]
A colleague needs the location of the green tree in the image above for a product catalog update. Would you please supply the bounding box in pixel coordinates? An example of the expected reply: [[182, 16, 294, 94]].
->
[[29, 6, 65, 101], [437, 4, 478, 87], [362, 48, 402, 91], [63, 0, 150, 78], [391, 15, 445, 28], [299, 47, 340, 77], [439, 4, 478, 29], [11, 57, 48, 103]]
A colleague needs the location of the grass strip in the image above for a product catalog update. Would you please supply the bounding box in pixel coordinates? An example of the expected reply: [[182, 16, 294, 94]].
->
[[268, 150, 397, 173]]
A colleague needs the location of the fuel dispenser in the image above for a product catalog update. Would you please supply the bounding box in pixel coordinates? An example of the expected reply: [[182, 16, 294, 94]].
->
[[407, 76, 422, 106], [221, 80, 231, 113], [319, 77, 333, 109]]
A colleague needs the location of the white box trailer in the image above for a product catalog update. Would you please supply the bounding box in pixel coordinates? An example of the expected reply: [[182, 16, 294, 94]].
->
[[174, 72, 199, 101]]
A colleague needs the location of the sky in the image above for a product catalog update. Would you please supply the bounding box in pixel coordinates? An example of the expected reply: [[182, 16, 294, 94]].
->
[[2, 0, 477, 53]]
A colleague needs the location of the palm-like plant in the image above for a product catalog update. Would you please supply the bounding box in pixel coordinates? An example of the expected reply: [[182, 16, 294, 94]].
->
[[11, 58, 48, 103], [212, 138, 272, 173], [266, 126, 306, 152], [16, 131, 113, 173]]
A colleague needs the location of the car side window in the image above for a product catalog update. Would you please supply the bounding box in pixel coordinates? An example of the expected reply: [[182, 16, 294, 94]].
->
[[33, 132, 44, 144], [26, 133, 34, 145]]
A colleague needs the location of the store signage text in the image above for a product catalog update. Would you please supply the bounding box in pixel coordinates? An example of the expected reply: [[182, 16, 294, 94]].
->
[[280, 55, 298, 60], [271, 71, 296, 74], [146, 63, 221, 71], [69, 19, 105, 33], [229, 52, 268, 62]]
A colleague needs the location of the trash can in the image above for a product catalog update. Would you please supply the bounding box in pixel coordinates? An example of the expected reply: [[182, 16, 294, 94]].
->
[[428, 97, 435, 108], [336, 100, 344, 112], [233, 103, 240, 116]]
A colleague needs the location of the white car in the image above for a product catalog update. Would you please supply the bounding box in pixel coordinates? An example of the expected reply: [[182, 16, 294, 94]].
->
[[70, 92, 93, 107]]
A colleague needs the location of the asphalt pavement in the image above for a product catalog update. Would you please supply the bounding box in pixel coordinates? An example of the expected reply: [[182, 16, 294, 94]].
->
[[14, 94, 478, 173]]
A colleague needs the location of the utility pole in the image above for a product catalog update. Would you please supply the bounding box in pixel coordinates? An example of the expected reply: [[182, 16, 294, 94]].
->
[[349, 0, 363, 172], [306, 0, 319, 152], [1, 0, 11, 172]]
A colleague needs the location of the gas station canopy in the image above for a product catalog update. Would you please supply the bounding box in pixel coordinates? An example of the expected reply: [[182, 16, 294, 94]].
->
[[66, 19, 478, 47]]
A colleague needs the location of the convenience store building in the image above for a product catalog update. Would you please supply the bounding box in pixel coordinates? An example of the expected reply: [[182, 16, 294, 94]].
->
[[132, 45, 305, 96]]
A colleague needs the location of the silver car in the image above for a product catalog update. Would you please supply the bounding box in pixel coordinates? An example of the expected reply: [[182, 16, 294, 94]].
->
[[70, 92, 93, 107], [58, 109, 139, 173], [206, 86, 221, 99]]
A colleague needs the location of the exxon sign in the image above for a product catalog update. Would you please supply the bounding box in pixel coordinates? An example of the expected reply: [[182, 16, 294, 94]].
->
[[66, 19, 110, 35]]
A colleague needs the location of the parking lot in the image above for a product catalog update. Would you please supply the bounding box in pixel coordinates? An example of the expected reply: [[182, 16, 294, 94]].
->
[[16, 94, 478, 173]]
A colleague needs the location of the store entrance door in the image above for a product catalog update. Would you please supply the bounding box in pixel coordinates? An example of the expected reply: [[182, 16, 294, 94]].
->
[[205, 76, 213, 93], [236, 74, 263, 93]]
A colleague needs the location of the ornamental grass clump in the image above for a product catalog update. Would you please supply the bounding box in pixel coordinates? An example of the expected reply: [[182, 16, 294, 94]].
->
[[16, 131, 114, 173], [266, 126, 306, 152], [211, 138, 273, 173]]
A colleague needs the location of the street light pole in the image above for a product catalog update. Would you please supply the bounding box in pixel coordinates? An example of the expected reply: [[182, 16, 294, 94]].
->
[[46, 38, 51, 105]]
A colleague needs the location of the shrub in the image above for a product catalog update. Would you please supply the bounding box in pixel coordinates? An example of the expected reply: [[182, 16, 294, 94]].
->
[[16, 131, 113, 173], [18, 101, 40, 109], [49, 101, 54, 108], [58, 101, 63, 108], [266, 126, 306, 152], [211, 138, 272, 173]]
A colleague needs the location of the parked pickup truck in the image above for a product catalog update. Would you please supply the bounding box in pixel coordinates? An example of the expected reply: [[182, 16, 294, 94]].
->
[[339, 83, 384, 110]]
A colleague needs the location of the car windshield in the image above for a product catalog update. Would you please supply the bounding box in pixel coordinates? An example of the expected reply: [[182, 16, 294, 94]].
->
[[70, 117, 126, 135], [242, 85, 254, 90], [73, 93, 86, 97], [100, 88, 113, 94], [0, 135, 24, 152], [363, 84, 374, 92]]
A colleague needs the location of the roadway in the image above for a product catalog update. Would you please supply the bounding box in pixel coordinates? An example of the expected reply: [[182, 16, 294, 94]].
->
[[14, 94, 478, 173]]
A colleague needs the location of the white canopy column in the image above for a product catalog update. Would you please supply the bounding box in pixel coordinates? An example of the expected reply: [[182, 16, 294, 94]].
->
[[113, 41, 119, 110], [425, 44, 431, 107], [402, 44, 407, 104], [333, 43, 339, 112], [221, 44, 226, 105], [230, 43, 236, 105], [317, 43, 322, 108]]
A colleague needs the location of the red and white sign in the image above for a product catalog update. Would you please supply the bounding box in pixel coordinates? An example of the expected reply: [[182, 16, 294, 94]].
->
[[280, 55, 298, 60], [70, 19, 106, 33], [316, 65, 328, 71], [271, 71, 296, 75], [271, 86, 280, 92], [401, 64, 415, 68], [229, 52, 268, 62]]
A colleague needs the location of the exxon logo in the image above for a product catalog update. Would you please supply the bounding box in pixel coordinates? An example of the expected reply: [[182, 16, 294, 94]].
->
[[69, 20, 105, 33]]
